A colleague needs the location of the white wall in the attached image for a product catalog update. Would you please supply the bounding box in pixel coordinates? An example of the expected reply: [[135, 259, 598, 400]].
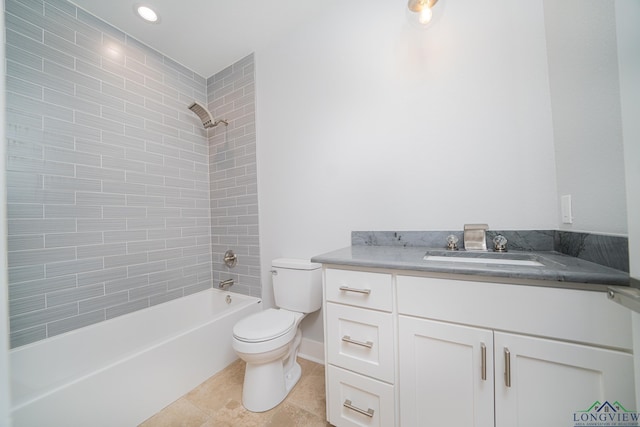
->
[[1, 2, 13, 425], [615, 0, 640, 409], [617, 3, 640, 278], [255, 0, 558, 341], [546, 0, 628, 235]]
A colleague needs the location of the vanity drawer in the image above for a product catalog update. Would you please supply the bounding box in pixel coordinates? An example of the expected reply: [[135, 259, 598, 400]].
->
[[327, 365, 395, 427], [326, 302, 394, 383], [325, 268, 392, 311]]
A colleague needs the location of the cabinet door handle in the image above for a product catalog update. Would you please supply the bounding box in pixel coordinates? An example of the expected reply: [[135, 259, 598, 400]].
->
[[339, 286, 371, 295], [504, 347, 511, 388], [342, 335, 373, 349], [343, 399, 375, 418], [481, 342, 487, 381]]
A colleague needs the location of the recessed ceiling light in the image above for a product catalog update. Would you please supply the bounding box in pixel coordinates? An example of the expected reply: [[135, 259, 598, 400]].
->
[[134, 4, 160, 23]]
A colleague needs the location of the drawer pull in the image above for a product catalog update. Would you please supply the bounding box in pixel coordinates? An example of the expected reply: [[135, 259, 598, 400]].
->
[[339, 286, 371, 295], [342, 335, 374, 349], [343, 399, 375, 418]]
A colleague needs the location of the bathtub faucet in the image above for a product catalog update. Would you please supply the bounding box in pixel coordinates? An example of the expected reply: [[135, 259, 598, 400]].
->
[[219, 279, 234, 290]]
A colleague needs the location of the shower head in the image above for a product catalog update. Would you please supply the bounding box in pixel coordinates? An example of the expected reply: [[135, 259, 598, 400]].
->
[[187, 101, 228, 129]]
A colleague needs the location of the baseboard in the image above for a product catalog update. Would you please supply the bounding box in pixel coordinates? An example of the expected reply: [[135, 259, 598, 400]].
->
[[298, 337, 324, 364]]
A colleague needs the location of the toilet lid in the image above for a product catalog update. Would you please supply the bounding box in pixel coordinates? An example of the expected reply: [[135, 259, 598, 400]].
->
[[233, 309, 297, 343]]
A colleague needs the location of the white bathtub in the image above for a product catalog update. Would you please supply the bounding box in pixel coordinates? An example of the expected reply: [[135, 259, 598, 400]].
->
[[9, 289, 261, 427]]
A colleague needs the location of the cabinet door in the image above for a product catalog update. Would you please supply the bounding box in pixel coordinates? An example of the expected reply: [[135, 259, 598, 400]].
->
[[494, 332, 636, 427], [398, 316, 495, 427]]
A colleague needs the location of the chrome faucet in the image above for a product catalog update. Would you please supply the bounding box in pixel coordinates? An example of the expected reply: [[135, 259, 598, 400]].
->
[[463, 224, 488, 251]]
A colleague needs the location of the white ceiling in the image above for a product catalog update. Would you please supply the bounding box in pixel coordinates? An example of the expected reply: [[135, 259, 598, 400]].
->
[[69, 0, 339, 78]]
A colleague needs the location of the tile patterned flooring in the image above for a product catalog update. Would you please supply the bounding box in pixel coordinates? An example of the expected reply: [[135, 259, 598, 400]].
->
[[139, 358, 330, 427]]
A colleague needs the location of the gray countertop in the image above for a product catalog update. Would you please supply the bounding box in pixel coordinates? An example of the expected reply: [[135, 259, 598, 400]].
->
[[311, 245, 630, 291]]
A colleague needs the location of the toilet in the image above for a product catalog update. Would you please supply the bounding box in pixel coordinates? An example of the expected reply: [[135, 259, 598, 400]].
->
[[232, 258, 322, 412]]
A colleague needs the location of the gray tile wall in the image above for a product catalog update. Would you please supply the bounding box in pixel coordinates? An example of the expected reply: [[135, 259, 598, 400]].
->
[[4, 0, 230, 347], [207, 54, 261, 297]]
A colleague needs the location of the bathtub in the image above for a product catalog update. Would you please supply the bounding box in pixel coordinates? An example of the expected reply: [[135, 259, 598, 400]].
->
[[9, 289, 261, 427]]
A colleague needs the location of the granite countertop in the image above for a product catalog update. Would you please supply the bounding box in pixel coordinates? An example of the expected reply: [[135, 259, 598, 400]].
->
[[311, 245, 630, 291]]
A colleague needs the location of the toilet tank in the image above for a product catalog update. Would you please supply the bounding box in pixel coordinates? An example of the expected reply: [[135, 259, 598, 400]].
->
[[272, 258, 322, 313]]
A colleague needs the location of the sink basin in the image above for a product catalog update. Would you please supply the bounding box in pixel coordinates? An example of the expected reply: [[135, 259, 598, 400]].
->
[[422, 250, 551, 267], [423, 255, 544, 267]]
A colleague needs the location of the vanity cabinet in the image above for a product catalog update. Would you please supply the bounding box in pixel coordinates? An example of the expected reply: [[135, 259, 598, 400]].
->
[[397, 275, 635, 427], [399, 317, 634, 427], [323, 267, 635, 427]]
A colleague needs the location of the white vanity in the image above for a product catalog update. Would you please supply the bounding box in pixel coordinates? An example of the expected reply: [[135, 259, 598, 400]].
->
[[315, 246, 634, 427]]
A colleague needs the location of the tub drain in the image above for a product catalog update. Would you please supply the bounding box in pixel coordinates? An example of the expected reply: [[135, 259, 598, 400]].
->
[[226, 295, 232, 304]]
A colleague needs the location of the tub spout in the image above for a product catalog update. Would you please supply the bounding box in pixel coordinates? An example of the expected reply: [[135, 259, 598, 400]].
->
[[219, 279, 234, 290]]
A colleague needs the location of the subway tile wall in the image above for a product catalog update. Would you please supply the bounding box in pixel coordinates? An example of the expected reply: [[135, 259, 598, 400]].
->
[[4, 0, 260, 347], [207, 55, 261, 297]]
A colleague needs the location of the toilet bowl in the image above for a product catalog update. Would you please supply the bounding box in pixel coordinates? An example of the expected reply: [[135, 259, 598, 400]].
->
[[231, 258, 322, 412], [232, 309, 305, 412]]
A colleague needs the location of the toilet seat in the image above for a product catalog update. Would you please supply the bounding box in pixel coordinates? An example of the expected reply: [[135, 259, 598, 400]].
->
[[233, 308, 297, 343]]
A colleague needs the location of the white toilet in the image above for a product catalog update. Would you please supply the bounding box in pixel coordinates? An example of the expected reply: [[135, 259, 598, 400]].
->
[[232, 258, 322, 412]]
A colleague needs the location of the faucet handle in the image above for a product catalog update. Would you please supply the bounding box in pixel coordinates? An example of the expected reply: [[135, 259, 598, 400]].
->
[[446, 234, 459, 250], [493, 234, 508, 252]]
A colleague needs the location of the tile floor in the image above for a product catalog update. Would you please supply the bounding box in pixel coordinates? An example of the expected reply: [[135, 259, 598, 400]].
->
[[139, 358, 330, 427]]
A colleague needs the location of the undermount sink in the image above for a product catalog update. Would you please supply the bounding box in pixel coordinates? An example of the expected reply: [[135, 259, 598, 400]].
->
[[423, 250, 551, 267], [424, 255, 544, 267]]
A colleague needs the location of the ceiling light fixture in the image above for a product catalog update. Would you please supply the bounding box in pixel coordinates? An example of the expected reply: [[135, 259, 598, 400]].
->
[[407, 0, 440, 27], [134, 4, 160, 23]]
